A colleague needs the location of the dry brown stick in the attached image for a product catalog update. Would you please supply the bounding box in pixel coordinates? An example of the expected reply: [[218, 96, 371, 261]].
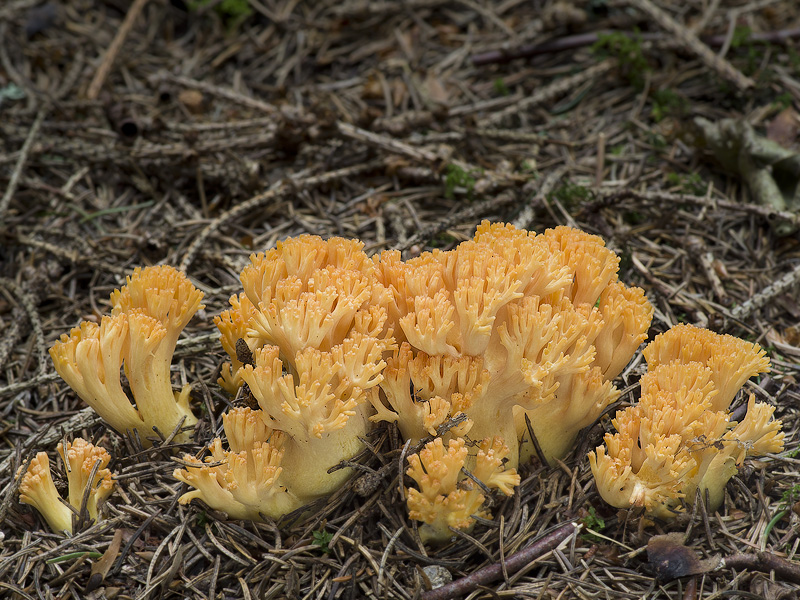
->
[[597, 188, 800, 227], [470, 27, 800, 66], [332, 0, 449, 18], [336, 121, 440, 164], [456, 0, 518, 39], [721, 552, 800, 584], [14, 235, 124, 275], [0, 276, 48, 377], [729, 262, 800, 322], [395, 189, 518, 255], [179, 160, 384, 272], [627, 0, 754, 90], [373, 111, 434, 136], [86, 0, 150, 100], [158, 73, 281, 116], [0, 372, 61, 400], [483, 60, 614, 126], [686, 235, 727, 301], [472, 32, 611, 65], [0, 106, 47, 224], [420, 522, 581, 600]]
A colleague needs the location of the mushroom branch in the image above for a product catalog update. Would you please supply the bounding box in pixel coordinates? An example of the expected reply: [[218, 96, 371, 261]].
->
[[49, 266, 203, 444], [371, 222, 653, 468], [590, 324, 783, 518], [178, 234, 396, 519], [18, 438, 114, 535], [174, 407, 301, 520], [406, 437, 520, 543]]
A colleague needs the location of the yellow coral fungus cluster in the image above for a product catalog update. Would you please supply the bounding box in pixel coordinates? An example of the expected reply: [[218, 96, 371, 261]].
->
[[174, 222, 653, 540], [174, 407, 300, 520], [373, 223, 652, 466], [590, 324, 783, 518], [175, 235, 396, 516], [50, 266, 203, 444], [369, 222, 653, 540], [42, 224, 786, 545], [406, 437, 520, 542], [19, 438, 114, 534]]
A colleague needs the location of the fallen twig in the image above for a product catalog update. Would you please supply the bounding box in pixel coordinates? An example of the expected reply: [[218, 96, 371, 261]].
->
[[594, 188, 800, 229], [420, 522, 581, 600], [722, 552, 800, 584], [0, 274, 49, 377], [483, 60, 614, 126], [337, 121, 440, 164], [729, 262, 800, 322], [0, 106, 47, 224], [471, 27, 800, 66], [157, 73, 282, 116], [626, 0, 753, 90], [86, 0, 150, 100]]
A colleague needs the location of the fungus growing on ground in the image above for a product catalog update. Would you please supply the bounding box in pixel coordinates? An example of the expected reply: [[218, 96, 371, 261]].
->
[[405, 437, 520, 542], [174, 407, 300, 520], [361, 221, 652, 541], [50, 266, 203, 444], [176, 235, 396, 517], [18, 438, 114, 534], [590, 324, 783, 518], [372, 222, 652, 468], [178, 223, 652, 539]]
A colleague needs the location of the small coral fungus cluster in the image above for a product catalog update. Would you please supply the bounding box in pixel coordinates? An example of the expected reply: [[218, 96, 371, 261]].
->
[[18, 439, 114, 534], [22, 222, 783, 543], [590, 324, 784, 518], [176, 235, 396, 517], [49, 266, 203, 445], [18, 266, 203, 534]]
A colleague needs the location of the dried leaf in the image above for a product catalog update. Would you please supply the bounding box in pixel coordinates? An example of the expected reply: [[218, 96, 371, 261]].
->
[[86, 529, 124, 593], [749, 574, 799, 600], [785, 325, 800, 346], [542, 1, 587, 28], [765, 328, 800, 359], [391, 78, 407, 108], [362, 75, 383, 100], [767, 108, 800, 149], [647, 533, 720, 580], [178, 89, 205, 114], [424, 72, 449, 106]]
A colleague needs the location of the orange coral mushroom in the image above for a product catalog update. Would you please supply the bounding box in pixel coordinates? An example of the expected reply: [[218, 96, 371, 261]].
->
[[591, 326, 782, 518]]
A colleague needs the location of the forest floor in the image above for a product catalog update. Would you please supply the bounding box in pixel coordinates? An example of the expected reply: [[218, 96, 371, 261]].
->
[[2, 0, 800, 598]]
